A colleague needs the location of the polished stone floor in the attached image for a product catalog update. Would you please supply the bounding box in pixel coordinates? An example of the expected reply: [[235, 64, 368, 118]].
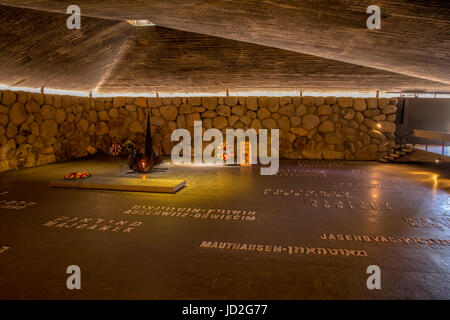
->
[[0, 158, 449, 299]]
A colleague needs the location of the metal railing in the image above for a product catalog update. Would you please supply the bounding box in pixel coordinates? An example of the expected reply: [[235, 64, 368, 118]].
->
[[413, 130, 450, 155], [395, 130, 449, 156]]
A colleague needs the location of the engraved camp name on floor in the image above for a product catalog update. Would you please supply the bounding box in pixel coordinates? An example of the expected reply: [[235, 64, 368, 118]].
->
[[264, 188, 353, 198], [307, 199, 393, 210], [0, 200, 36, 210], [349, 170, 402, 180], [123, 206, 256, 221], [297, 161, 344, 168], [331, 182, 399, 189], [263, 188, 393, 210], [42, 216, 143, 233], [320, 234, 450, 246], [0, 245, 10, 254], [402, 217, 450, 230], [275, 168, 327, 178], [199, 241, 368, 257], [349, 169, 384, 175]]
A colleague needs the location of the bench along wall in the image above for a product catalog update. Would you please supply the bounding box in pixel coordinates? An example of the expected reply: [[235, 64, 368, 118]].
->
[[0, 90, 398, 172]]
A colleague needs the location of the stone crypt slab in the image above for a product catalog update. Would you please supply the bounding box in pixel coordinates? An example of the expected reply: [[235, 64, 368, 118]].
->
[[50, 177, 186, 193]]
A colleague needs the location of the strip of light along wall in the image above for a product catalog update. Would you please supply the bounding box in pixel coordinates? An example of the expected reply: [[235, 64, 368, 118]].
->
[[1, 85, 450, 98]]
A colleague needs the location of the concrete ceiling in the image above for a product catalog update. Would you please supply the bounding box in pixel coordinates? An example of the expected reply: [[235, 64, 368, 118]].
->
[[0, 1, 449, 93], [0, 5, 132, 91], [97, 26, 450, 94]]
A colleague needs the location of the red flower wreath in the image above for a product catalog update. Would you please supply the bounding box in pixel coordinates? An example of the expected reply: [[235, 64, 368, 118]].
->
[[64, 172, 91, 180]]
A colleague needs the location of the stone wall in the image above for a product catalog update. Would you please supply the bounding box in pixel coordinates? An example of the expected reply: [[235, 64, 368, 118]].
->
[[0, 90, 398, 172]]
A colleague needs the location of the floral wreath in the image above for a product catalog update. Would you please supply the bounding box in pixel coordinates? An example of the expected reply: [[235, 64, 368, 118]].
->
[[64, 172, 91, 180], [108, 143, 122, 157]]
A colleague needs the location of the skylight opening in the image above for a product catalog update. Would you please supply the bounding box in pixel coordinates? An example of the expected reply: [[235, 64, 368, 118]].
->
[[127, 20, 155, 27]]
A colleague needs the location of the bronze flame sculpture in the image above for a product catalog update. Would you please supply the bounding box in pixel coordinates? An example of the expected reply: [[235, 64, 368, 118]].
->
[[127, 110, 161, 173]]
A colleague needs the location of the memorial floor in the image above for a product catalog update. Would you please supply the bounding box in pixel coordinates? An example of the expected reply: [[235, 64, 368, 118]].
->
[[0, 158, 449, 299]]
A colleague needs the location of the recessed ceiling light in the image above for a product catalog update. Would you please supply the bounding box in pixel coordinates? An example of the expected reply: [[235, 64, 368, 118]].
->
[[127, 20, 155, 27]]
